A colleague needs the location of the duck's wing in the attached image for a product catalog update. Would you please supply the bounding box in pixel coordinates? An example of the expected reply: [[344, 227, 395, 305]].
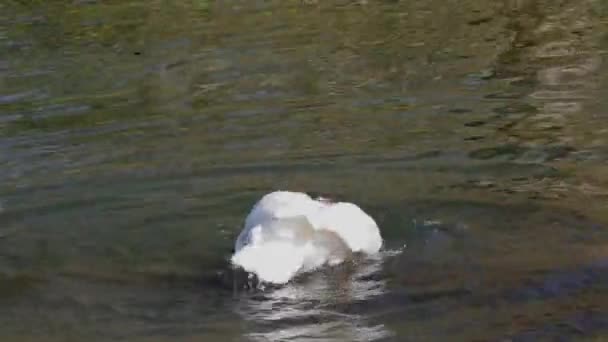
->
[[235, 214, 317, 251], [310, 229, 352, 266], [231, 215, 318, 284], [316, 202, 382, 254], [263, 215, 317, 245]]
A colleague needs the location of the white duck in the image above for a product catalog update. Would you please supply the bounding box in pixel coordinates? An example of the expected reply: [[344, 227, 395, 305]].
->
[[231, 191, 382, 284]]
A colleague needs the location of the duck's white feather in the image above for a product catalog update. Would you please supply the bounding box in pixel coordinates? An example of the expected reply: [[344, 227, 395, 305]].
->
[[231, 191, 382, 284]]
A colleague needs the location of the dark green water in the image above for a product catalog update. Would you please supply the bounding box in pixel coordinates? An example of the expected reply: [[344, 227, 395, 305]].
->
[[2, 0, 608, 341]]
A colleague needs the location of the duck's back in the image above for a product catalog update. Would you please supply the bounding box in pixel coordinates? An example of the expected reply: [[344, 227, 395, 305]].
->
[[235, 191, 322, 251]]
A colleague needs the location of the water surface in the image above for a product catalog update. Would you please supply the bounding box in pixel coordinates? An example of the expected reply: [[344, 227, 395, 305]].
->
[[1, 0, 608, 341]]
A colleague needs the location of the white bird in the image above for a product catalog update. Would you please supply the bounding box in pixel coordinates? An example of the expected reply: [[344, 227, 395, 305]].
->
[[231, 191, 383, 284]]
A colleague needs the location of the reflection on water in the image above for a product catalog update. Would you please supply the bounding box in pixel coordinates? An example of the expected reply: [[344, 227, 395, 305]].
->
[[237, 253, 397, 342], [1, 0, 608, 341]]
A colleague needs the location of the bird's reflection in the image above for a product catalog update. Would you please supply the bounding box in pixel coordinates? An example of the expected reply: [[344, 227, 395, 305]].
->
[[234, 251, 398, 341]]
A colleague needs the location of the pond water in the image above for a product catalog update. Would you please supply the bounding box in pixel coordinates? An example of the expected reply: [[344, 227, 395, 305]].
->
[[1, 0, 608, 341]]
